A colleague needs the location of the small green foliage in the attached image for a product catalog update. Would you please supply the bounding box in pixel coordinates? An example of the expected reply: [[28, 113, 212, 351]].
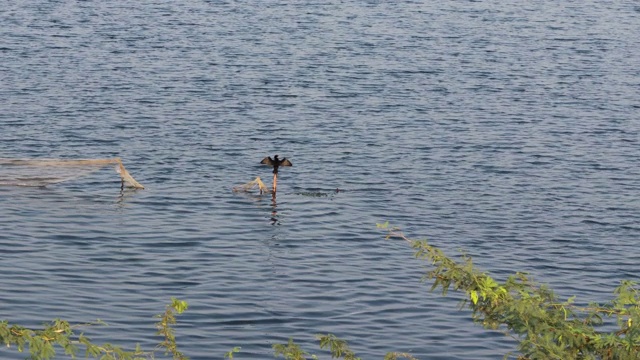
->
[[170, 297, 189, 314], [224, 346, 241, 359], [155, 298, 189, 360], [383, 353, 418, 360], [316, 334, 360, 360], [273, 335, 417, 360], [273, 338, 316, 360]]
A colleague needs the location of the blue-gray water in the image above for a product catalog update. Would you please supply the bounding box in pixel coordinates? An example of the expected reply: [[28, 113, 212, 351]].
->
[[1, 1, 639, 359]]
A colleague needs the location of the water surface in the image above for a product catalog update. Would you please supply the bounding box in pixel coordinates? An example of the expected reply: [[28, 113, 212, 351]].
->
[[1, 1, 639, 358]]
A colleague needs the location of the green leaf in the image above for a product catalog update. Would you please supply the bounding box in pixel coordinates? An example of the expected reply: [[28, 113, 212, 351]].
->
[[470, 290, 479, 305]]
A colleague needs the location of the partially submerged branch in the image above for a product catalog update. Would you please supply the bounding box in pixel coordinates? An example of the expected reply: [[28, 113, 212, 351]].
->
[[0, 157, 144, 189]]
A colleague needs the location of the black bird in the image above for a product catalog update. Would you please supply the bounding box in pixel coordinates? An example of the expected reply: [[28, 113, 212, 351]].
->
[[260, 155, 292, 174], [260, 155, 292, 193]]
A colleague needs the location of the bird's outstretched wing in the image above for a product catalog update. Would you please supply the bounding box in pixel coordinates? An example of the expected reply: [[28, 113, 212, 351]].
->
[[280, 159, 292, 167], [260, 156, 274, 166]]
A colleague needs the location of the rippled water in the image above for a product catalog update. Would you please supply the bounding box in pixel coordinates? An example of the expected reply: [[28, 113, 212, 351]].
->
[[1, 1, 639, 359]]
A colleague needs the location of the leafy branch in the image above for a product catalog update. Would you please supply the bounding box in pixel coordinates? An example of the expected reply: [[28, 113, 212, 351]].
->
[[0, 298, 189, 360], [155, 297, 189, 360], [377, 222, 640, 359]]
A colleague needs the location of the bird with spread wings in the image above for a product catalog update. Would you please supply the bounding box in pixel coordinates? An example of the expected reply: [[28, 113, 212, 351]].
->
[[260, 154, 292, 193]]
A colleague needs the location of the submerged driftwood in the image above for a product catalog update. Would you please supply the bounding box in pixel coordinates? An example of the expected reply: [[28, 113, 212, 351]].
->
[[0, 157, 144, 189]]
